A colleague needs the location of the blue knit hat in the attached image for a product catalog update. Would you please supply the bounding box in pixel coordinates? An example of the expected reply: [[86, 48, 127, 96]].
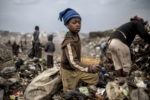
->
[[59, 8, 81, 25]]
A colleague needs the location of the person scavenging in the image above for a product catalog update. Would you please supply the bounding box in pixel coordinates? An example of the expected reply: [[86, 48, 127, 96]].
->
[[108, 16, 150, 77]]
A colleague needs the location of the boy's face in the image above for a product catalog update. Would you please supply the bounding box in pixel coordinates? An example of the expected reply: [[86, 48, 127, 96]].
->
[[66, 18, 81, 33]]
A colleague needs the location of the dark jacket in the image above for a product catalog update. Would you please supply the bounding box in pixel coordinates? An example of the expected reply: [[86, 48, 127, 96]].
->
[[33, 31, 40, 43], [110, 21, 150, 46], [61, 32, 89, 72], [44, 35, 55, 53]]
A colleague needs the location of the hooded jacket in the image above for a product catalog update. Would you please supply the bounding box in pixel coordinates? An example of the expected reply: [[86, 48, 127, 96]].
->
[[61, 32, 89, 72], [44, 35, 55, 53]]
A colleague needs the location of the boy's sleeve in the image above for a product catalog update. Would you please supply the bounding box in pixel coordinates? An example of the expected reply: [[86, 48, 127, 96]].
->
[[64, 43, 89, 72], [136, 22, 150, 44]]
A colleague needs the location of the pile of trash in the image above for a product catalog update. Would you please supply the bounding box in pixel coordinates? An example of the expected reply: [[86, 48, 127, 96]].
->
[[0, 35, 150, 100], [71, 37, 150, 100], [81, 37, 107, 58], [0, 43, 12, 64], [131, 38, 150, 73], [0, 43, 13, 71], [95, 37, 150, 100], [0, 56, 61, 100]]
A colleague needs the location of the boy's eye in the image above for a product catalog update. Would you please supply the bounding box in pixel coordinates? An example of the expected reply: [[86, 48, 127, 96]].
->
[[72, 21, 80, 24], [72, 21, 76, 24]]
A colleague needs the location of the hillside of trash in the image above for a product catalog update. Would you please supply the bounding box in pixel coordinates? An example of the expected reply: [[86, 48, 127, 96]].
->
[[0, 31, 150, 100]]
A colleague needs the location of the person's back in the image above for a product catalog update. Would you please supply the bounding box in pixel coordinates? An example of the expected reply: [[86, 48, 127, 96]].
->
[[33, 31, 40, 43], [32, 26, 42, 58], [110, 19, 150, 46]]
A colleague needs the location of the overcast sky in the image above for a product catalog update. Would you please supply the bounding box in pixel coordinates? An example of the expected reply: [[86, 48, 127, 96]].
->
[[0, 0, 150, 33]]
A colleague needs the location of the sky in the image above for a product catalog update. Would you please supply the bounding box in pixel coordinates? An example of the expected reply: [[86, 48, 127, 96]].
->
[[0, 0, 150, 34]]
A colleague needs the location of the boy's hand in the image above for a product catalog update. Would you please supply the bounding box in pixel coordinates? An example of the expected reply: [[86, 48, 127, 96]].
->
[[88, 64, 100, 73]]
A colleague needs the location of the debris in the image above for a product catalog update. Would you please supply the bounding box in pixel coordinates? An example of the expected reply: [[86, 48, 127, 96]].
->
[[130, 88, 149, 100], [0, 31, 150, 100], [136, 81, 147, 88], [8, 78, 19, 84], [96, 88, 105, 95], [27, 47, 35, 58], [1, 66, 16, 74], [62, 90, 87, 100], [78, 87, 90, 96], [0, 89, 4, 100], [106, 82, 125, 100]]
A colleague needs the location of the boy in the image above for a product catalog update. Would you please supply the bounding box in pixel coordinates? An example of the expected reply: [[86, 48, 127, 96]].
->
[[32, 26, 42, 58], [108, 16, 150, 77], [45, 34, 55, 68], [59, 8, 100, 92]]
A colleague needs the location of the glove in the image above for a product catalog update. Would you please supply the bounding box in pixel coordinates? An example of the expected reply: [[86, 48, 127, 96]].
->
[[88, 64, 100, 73]]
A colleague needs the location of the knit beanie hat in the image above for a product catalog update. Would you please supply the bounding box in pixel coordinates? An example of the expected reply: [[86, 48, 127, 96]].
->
[[59, 8, 81, 25]]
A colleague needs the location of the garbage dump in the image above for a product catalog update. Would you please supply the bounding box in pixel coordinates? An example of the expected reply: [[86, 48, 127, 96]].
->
[[0, 31, 150, 100]]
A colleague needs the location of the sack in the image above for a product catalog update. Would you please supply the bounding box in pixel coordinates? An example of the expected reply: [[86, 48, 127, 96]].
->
[[27, 47, 35, 58], [24, 67, 61, 100]]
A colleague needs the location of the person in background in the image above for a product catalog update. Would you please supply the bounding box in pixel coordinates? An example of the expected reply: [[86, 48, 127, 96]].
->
[[6, 40, 11, 46], [44, 34, 55, 68], [108, 16, 150, 77], [59, 8, 100, 92], [12, 41, 20, 57], [24, 35, 27, 46], [32, 26, 42, 58], [20, 40, 24, 52]]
